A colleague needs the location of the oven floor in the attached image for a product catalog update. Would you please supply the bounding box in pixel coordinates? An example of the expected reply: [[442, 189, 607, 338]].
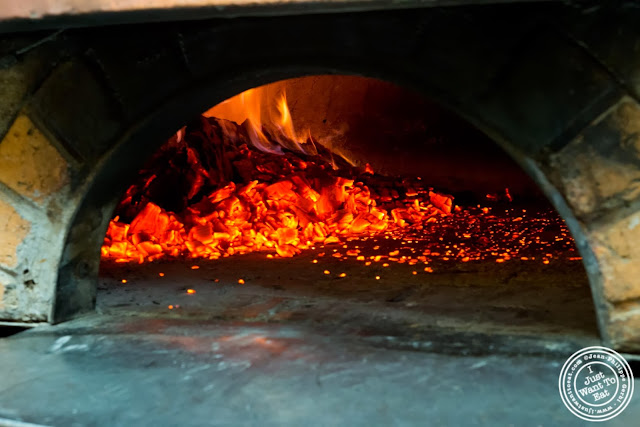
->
[[0, 252, 615, 426], [0, 315, 638, 426], [96, 249, 599, 352]]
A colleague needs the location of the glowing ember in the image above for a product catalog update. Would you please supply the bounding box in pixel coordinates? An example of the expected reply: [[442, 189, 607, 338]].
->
[[101, 115, 454, 264], [101, 90, 581, 268]]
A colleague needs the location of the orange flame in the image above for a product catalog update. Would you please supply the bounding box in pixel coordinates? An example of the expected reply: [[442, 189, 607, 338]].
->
[[206, 86, 315, 155]]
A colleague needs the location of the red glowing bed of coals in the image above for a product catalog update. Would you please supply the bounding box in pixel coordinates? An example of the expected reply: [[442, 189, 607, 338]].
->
[[101, 108, 581, 268]]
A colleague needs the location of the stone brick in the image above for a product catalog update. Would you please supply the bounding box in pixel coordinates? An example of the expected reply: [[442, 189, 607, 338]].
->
[[607, 302, 640, 353], [86, 30, 189, 120], [551, 98, 640, 218], [30, 61, 122, 161], [477, 27, 617, 156], [613, 101, 640, 154], [590, 210, 640, 303], [0, 114, 68, 203], [0, 272, 18, 316], [561, 6, 640, 101], [0, 62, 33, 140], [0, 199, 30, 269], [0, 269, 47, 322], [0, 48, 58, 141]]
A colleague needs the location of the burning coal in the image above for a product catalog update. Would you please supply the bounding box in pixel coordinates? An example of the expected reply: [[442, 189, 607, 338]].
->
[[102, 114, 452, 262], [102, 88, 581, 268]]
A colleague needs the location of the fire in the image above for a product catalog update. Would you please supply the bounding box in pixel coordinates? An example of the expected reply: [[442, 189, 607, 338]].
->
[[101, 89, 453, 263], [206, 86, 315, 156], [102, 86, 581, 267], [101, 109, 452, 263]]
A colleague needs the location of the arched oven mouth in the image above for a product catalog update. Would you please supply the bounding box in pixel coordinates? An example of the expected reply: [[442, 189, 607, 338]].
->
[[93, 75, 598, 357]]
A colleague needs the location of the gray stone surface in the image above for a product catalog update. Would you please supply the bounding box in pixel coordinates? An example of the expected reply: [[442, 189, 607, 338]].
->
[[0, 256, 630, 426], [96, 255, 600, 355], [0, 313, 638, 426]]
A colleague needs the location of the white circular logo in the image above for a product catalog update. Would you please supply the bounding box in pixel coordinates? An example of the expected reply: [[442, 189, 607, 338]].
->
[[559, 346, 634, 422]]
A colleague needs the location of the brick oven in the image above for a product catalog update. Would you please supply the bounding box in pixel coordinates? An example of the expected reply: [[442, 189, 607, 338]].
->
[[1, 0, 640, 424], [2, 0, 640, 350]]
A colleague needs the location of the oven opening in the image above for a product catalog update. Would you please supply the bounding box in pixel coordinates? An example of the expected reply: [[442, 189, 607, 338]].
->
[[97, 75, 598, 354]]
